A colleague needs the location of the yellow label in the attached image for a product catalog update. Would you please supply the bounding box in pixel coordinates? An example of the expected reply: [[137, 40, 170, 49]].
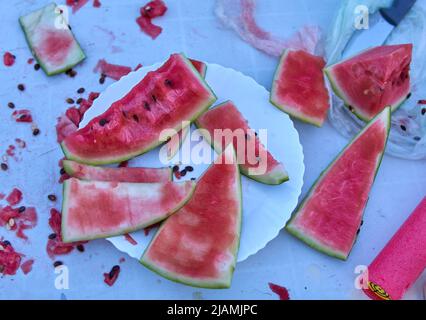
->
[[368, 282, 391, 300]]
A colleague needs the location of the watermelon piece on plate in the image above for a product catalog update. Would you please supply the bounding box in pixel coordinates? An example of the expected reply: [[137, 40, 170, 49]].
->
[[325, 44, 412, 121], [165, 124, 190, 160], [19, 3, 85, 76], [286, 107, 391, 260], [62, 160, 171, 182], [61, 178, 195, 242], [61, 53, 217, 165], [140, 145, 242, 288], [270, 50, 330, 127], [189, 58, 207, 78], [195, 100, 288, 185]]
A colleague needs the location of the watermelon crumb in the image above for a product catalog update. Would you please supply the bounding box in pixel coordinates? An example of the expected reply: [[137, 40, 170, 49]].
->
[[46, 208, 86, 258], [6, 188, 23, 206], [418, 100, 426, 105], [0, 240, 22, 276], [20, 259, 34, 275], [12, 110, 33, 123], [94, 59, 132, 81], [27, 58, 34, 64], [3, 52, 16, 66], [104, 265, 120, 286], [136, 0, 167, 39], [123, 234, 137, 245], [119, 257, 126, 263], [143, 222, 161, 236], [66, 0, 90, 13], [268, 283, 290, 300], [134, 63, 143, 71], [93, 0, 101, 8]]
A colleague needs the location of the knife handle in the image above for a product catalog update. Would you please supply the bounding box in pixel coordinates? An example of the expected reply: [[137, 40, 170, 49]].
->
[[380, 0, 416, 26]]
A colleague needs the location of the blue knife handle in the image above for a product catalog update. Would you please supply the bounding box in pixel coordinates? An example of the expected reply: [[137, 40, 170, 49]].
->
[[380, 0, 416, 26]]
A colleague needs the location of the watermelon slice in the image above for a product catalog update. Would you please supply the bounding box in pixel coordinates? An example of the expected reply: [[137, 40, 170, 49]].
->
[[189, 58, 207, 78], [325, 44, 412, 121], [165, 125, 190, 160], [270, 50, 330, 127], [61, 53, 217, 165], [61, 178, 195, 242], [19, 3, 85, 76], [62, 160, 171, 182], [286, 107, 391, 260], [195, 101, 288, 185], [140, 145, 242, 288]]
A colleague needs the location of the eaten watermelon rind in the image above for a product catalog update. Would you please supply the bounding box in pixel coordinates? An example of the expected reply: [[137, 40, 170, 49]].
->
[[62, 159, 172, 182], [61, 179, 196, 243], [270, 50, 328, 127], [324, 48, 409, 122], [140, 145, 242, 288], [61, 54, 217, 165], [195, 101, 289, 185], [285, 107, 391, 260], [19, 3, 86, 76]]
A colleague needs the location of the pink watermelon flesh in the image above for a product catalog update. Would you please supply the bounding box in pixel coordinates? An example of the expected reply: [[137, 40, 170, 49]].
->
[[286, 107, 391, 260], [325, 44, 412, 121], [195, 101, 288, 185], [165, 125, 190, 160], [61, 53, 217, 165], [62, 160, 171, 182], [270, 50, 330, 127], [189, 58, 207, 78], [61, 178, 195, 242], [140, 146, 242, 288]]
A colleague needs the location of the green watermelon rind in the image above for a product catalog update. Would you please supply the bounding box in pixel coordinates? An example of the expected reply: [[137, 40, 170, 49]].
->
[[270, 50, 327, 127], [19, 3, 86, 76], [61, 54, 217, 165], [61, 180, 196, 243], [194, 102, 289, 186], [324, 62, 408, 122], [140, 146, 242, 289], [62, 159, 173, 182], [285, 107, 391, 261]]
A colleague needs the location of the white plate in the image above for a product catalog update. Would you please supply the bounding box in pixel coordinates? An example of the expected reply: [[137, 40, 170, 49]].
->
[[81, 61, 305, 262]]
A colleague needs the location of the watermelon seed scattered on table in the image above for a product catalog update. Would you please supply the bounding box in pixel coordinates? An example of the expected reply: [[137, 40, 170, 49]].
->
[[286, 107, 391, 260]]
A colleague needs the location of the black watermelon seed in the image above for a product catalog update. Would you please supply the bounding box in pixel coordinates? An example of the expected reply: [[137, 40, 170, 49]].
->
[[34, 63, 40, 71], [172, 165, 179, 172], [1, 163, 8, 171], [109, 265, 120, 278], [69, 69, 77, 77], [357, 229, 361, 235], [414, 136, 421, 142], [190, 177, 196, 181], [77, 87, 85, 94], [19, 114, 28, 121], [180, 169, 187, 177], [76, 244, 85, 252], [400, 125, 407, 131], [133, 114, 139, 122], [48, 194, 57, 201], [17, 84, 25, 91], [53, 261, 63, 267], [406, 93, 412, 99], [164, 79, 172, 86], [422, 108, 426, 116], [32, 128, 40, 136], [99, 77, 105, 84], [360, 220, 364, 226], [348, 105, 354, 112], [76, 98, 83, 104], [48, 233, 57, 240], [18, 206, 26, 213], [2, 240, 11, 247], [7, 102, 15, 109], [65, 69, 71, 75], [99, 119, 108, 126], [144, 102, 151, 111], [60, 168, 66, 175], [185, 166, 194, 172], [66, 98, 75, 104], [151, 94, 157, 102]]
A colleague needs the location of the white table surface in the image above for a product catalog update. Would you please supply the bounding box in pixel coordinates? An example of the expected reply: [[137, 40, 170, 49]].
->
[[0, 0, 425, 300]]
